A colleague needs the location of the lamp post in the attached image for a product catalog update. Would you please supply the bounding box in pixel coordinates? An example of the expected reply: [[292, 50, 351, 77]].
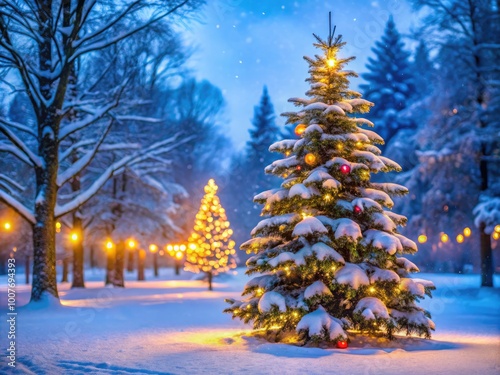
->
[[149, 244, 159, 277], [105, 241, 115, 285]]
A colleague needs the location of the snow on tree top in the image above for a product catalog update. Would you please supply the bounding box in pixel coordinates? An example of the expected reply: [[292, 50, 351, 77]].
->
[[269, 139, 297, 153], [352, 150, 385, 171], [334, 263, 370, 289], [367, 266, 401, 283], [360, 188, 394, 207], [345, 98, 374, 107], [354, 297, 390, 320], [287, 97, 312, 105], [292, 217, 328, 237], [303, 168, 334, 186], [356, 127, 384, 143], [394, 234, 417, 252], [303, 102, 329, 111], [251, 213, 299, 235], [240, 236, 281, 252], [349, 118, 375, 127], [310, 242, 344, 264], [372, 212, 397, 232], [395, 257, 419, 272], [390, 309, 435, 330], [265, 189, 289, 204], [317, 216, 362, 241], [265, 155, 299, 173], [304, 124, 323, 135], [289, 183, 312, 199], [352, 197, 382, 212], [410, 278, 435, 289], [296, 305, 346, 340], [323, 104, 346, 116], [254, 189, 280, 201], [362, 229, 403, 255], [304, 280, 333, 299], [371, 182, 408, 196], [399, 278, 425, 297], [258, 291, 287, 313], [245, 274, 278, 291], [378, 155, 402, 171]]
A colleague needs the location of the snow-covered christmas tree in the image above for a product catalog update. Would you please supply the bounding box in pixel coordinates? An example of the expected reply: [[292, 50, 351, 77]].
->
[[225, 25, 435, 345], [185, 179, 237, 290]]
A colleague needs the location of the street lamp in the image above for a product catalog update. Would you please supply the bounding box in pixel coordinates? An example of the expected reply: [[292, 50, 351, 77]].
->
[[166, 243, 187, 275], [3, 222, 12, 231], [149, 244, 159, 277]]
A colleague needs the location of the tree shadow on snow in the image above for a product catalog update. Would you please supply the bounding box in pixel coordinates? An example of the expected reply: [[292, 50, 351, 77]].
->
[[243, 334, 462, 358]]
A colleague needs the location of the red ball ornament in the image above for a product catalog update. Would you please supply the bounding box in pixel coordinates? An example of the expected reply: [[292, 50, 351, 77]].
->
[[340, 164, 351, 174], [354, 205, 362, 214], [336, 340, 348, 349], [296, 165, 302, 171]]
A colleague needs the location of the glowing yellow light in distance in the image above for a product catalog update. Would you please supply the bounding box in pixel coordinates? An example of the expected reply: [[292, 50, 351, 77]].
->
[[327, 58, 335, 67], [369, 286, 376, 293], [55, 222, 61, 229], [3, 222, 11, 231], [493, 232, 500, 240], [175, 251, 183, 259], [463, 227, 471, 237], [167, 245, 173, 251], [70, 232, 78, 242], [456, 234, 464, 244], [149, 244, 158, 253], [494, 225, 500, 233], [106, 241, 113, 250], [128, 240, 136, 248], [323, 194, 332, 202], [440, 233, 449, 243], [180, 244, 186, 251], [418, 234, 427, 244]]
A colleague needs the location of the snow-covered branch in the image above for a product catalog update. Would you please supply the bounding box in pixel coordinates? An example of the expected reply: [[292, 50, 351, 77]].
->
[[0, 116, 37, 138], [55, 133, 189, 218], [0, 123, 41, 167], [0, 188, 35, 224], [0, 174, 25, 194], [57, 119, 114, 187]]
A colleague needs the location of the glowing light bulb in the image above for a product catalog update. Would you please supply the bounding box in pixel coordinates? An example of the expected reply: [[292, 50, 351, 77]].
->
[[418, 234, 427, 244], [327, 58, 335, 67], [463, 227, 471, 237], [494, 225, 500, 233], [70, 232, 78, 242], [304, 153, 317, 166], [106, 241, 113, 250], [4, 222, 11, 231], [128, 240, 136, 248], [294, 124, 307, 136], [493, 232, 499, 240], [440, 233, 449, 243], [456, 234, 464, 244], [149, 244, 158, 253]]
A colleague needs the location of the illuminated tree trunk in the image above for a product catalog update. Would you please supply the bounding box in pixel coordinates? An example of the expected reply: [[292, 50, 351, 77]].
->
[[137, 250, 145, 281], [127, 250, 134, 273], [105, 248, 115, 286], [61, 251, 69, 283], [114, 241, 125, 287], [207, 271, 213, 291]]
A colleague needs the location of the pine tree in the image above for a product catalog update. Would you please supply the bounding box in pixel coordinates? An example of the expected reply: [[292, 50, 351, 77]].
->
[[185, 179, 237, 290], [225, 87, 280, 253], [225, 28, 435, 345], [360, 16, 415, 148]]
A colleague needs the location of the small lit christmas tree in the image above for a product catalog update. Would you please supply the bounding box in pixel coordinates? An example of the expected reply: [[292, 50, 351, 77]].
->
[[185, 179, 237, 290], [224, 22, 435, 346]]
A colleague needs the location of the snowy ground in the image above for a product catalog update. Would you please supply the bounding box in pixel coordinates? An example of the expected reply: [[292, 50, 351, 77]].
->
[[0, 268, 499, 375]]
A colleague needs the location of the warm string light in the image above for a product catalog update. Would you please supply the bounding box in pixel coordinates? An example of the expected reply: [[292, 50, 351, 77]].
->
[[294, 124, 307, 136], [3, 222, 12, 231], [304, 153, 317, 166], [186, 179, 237, 274]]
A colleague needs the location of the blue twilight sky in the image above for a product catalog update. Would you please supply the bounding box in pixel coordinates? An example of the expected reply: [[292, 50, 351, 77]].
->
[[182, 0, 420, 150]]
